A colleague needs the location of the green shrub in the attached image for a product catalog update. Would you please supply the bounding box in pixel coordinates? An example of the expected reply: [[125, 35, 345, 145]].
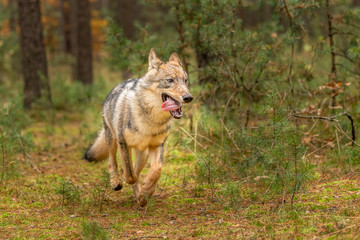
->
[[0, 100, 33, 181], [82, 220, 109, 240]]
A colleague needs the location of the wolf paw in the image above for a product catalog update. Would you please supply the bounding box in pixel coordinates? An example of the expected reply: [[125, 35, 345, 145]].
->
[[126, 175, 137, 185], [110, 178, 123, 191], [138, 196, 148, 207], [112, 183, 123, 191]]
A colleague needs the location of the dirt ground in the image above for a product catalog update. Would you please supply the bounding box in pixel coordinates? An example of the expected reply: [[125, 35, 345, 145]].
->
[[1, 112, 360, 239]]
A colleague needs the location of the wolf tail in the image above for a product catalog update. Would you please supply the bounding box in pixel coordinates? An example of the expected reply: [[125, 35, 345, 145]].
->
[[83, 128, 109, 162]]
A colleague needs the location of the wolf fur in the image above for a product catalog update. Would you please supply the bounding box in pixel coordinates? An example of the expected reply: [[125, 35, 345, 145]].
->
[[84, 48, 193, 206]]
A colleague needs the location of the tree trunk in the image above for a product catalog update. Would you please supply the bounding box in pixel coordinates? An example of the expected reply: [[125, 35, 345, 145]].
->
[[18, 0, 51, 109], [326, 0, 337, 107], [9, 0, 17, 32], [69, 0, 93, 84], [59, 0, 71, 54], [113, 0, 138, 39], [352, 0, 360, 6]]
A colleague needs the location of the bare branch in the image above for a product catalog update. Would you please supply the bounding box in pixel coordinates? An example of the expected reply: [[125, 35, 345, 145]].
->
[[220, 119, 241, 152], [289, 112, 357, 147]]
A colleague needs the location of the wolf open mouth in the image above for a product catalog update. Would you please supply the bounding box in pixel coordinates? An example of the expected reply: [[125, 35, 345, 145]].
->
[[161, 94, 182, 119]]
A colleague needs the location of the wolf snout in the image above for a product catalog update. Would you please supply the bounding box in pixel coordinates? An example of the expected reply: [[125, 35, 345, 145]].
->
[[182, 94, 193, 103]]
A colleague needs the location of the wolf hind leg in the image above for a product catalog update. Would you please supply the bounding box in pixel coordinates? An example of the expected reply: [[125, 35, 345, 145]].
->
[[118, 142, 137, 184], [105, 125, 122, 191], [138, 145, 163, 207], [132, 149, 149, 202]]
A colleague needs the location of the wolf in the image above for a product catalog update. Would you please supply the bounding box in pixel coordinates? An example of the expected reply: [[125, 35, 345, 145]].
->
[[84, 48, 193, 207]]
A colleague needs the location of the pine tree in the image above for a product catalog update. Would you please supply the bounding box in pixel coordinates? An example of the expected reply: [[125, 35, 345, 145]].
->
[[69, 0, 93, 84], [18, 0, 51, 109]]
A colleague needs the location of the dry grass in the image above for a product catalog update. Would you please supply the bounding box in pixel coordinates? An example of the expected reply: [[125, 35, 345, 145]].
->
[[1, 107, 360, 240]]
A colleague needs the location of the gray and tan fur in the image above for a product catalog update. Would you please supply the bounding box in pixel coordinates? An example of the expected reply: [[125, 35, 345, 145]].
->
[[84, 48, 193, 206]]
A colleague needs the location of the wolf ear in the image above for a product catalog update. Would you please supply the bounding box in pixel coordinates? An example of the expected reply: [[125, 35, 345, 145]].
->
[[168, 52, 182, 66], [148, 48, 163, 71]]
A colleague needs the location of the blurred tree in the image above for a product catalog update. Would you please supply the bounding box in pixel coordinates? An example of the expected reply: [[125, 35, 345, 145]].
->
[[59, 0, 71, 54], [18, 0, 52, 109], [69, 0, 93, 84], [8, 0, 16, 32], [353, 0, 360, 6], [113, 0, 138, 40]]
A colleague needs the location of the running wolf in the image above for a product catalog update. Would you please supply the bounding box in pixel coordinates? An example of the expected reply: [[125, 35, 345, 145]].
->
[[84, 48, 193, 207]]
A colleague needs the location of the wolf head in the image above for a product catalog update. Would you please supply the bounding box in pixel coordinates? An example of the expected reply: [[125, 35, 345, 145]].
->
[[143, 48, 193, 119]]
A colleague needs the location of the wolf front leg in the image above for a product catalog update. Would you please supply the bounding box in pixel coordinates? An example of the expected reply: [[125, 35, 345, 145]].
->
[[117, 141, 137, 184], [138, 145, 163, 207], [132, 149, 149, 201]]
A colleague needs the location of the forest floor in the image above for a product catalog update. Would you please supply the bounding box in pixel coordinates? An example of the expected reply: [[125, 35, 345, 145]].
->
[[1, 107, 360, 239]]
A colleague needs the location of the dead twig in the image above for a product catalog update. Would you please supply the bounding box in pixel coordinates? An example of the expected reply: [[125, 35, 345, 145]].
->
[[220, 119, 240, 152], [306, 140, 335, 157], [290, 134, 298, 209], [333, 123, 360, 148], [321, 224, 359, 238], [1, 140, 5, 181], [343, 113, 355, 146], [196, 133, 220, 147], [289, 112, 358, 147], [179, 127, 205, 149], [131, 236, 164, 240], [289, 114, 339, 122]]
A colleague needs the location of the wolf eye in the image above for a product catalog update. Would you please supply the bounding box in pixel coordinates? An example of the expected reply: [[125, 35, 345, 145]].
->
[[185, 79, 188, 84], [167, 79, 174, 83]]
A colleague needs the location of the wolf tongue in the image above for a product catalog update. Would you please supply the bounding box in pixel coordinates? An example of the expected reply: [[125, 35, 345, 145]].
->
[[161, 98, 181, 111]]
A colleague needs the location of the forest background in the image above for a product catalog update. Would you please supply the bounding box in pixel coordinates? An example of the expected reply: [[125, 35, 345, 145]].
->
[[1, 0, 360, 239]]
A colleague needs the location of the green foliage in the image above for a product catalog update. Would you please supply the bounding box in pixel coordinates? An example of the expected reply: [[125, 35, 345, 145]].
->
[[84, 171, 110, 212], [0, 101, 33, 181], [53, 177, 80, 207], [105, 18, 179, 75], [195, 94, 316, 206], [0, 3, 20, 84], [82, 220, 109, 240], [51, 70, 109, 112], [223, 181, 242, 210]]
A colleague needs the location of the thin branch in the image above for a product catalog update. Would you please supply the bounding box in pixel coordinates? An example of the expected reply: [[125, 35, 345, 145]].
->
[[179, 127, 205, 149], [196, 133, 220, 147], [6, 110, 40, 173], [335, 63, 360, 76], [220, 119, 241, 152], [221, 89, 237, 121], [1, 140, 5, 182], [199, 156, 222, 203], [343, 113, 355, 145], [332, 27, 360, 38], [282, 0, 306, 33], [288, 43, 295, 98], [131, 236, 164, 240], [290, 140, 298, 208], [289, 112, 357, 147], [334, 123, 360, 148], [248, 63, 265, 92], [306, 140, 335, 157], [334, 51, 356, 64], [289, 114, 339, 122], [326, 0, 337, 106]]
